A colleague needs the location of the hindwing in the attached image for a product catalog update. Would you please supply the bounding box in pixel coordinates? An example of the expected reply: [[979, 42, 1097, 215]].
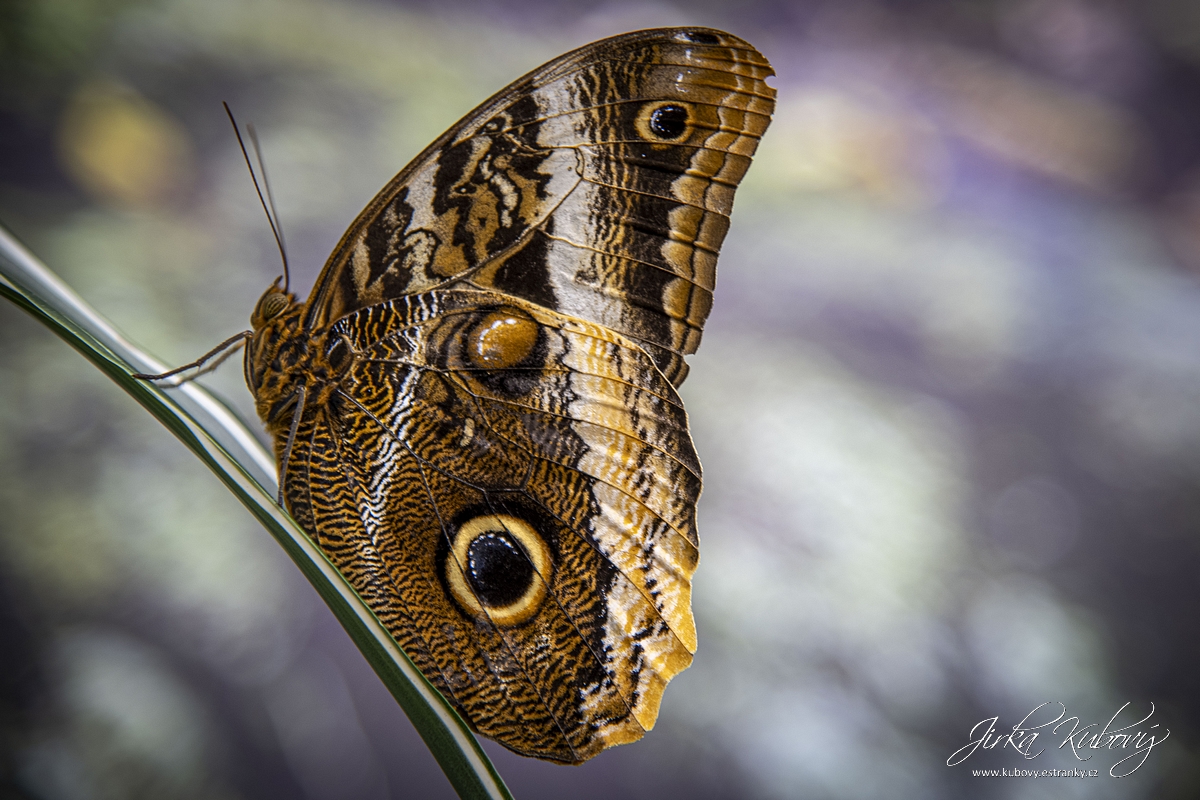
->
[[285, 291, 700, 762]]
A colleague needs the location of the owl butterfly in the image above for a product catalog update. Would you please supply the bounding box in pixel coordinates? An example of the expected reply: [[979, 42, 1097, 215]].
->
[[245, 27, 773, 763]]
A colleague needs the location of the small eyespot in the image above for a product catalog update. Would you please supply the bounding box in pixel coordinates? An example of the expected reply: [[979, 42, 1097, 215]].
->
[[635, 101, 692, 143], [467, 308, 539, 370]]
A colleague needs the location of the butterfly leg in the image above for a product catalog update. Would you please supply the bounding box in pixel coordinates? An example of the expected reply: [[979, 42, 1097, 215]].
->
[[276, 382, 307, 506], [133, 330, 252, 384]]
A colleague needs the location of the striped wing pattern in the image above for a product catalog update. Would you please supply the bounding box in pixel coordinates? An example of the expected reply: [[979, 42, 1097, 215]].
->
[[246, 27, 774, 762]]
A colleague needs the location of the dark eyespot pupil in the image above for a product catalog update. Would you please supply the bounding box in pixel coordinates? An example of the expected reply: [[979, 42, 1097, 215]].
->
[[467, 532, 533, 608], [682, 31, 720, 44], [649, 105, 688, 139]]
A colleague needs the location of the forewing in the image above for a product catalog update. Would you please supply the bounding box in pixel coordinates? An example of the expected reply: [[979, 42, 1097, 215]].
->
[[285, 290, 701, 763], [304, 27, 775, 385]]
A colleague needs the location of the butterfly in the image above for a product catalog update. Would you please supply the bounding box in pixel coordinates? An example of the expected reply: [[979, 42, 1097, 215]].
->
[[241, 27, 773, 763]]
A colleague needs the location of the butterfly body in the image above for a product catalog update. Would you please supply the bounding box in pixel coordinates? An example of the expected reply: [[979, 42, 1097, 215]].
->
[[244, 27, 774, 763]]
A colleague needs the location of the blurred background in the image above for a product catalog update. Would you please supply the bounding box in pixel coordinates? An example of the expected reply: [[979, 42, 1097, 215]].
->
[[3, 0, 1200, 797]]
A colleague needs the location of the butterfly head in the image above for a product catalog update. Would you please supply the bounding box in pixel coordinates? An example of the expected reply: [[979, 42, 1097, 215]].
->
[[245, 279, 306, 425]]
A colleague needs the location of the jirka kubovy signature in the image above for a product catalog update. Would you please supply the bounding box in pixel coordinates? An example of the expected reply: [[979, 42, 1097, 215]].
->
[[947, 702, 1168, 777]]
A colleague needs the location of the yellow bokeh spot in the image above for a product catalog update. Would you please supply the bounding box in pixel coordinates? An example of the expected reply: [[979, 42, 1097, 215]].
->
[[58, 80, 194, 208]]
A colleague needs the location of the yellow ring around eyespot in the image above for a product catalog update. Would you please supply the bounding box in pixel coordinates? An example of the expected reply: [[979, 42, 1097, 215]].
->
[[634, 101, 693, 143], [467, 309, 539, 370], [445, 514, 552, 627]]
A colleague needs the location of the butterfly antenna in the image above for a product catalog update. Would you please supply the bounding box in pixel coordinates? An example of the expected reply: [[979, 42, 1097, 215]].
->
[[223, 102, 291, 292], [247, 122, 290, 292]]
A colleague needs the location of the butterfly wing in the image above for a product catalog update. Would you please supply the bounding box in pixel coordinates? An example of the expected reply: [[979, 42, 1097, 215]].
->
[[284, 290, 702, 762], [303, 27, 775, 385], [271, 27, 775, 763]]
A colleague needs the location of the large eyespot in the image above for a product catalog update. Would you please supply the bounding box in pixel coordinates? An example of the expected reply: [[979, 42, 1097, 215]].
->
[[466, 308, 540, 371], [635, 102, 692, 143], [445, 514, 552, 627]]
